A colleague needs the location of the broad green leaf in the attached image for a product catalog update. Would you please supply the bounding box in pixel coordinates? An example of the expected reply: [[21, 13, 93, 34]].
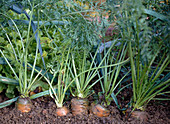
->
[[0, 97, 19, 109], [29, 80, 49, 91], [144, 9, 169, 22], [30, 89, 58, 99], [0, 76, 19, 85]]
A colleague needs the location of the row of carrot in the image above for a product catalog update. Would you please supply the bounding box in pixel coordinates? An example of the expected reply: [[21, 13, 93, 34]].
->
[[16, 97, 110, 117]]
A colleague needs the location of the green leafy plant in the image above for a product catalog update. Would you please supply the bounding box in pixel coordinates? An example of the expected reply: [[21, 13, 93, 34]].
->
[[0, 75, 19, 98], [0, 3, 46, 112], [43, 46, 72, 116], [97, 42, 130, 107], [0, 0, 61, 99], [114, 0, 170, 111], [69, 47, 101, 116], [129, 42, 170, 111], [69, 40, 129, 115], [112, 1, 170, 121], [89, 41, 131, 117], [69, 46, 111, 99]]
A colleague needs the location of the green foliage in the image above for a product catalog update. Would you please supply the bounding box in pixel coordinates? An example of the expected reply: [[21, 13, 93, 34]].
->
[[44, 46, 72, 108], [29, 80, 49, 92], [97, 42, 130, 106], [0, 83, 6, 93], [143, 0, 170, 55], [0, 76, 19, 85], [69, 49, 94, 99], [0, 2, 44, 98], [0, 96, 19, 109], [110, 0, 170, 110], [0, 0, 98, 98], [129, 41, 170, 111], [5, 85, 17, 98], [69, 40, 129, 99]]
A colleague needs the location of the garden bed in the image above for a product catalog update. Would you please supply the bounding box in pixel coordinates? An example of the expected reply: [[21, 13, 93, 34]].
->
[[0, 94, 169, 124], [0, 1, 169, 124]]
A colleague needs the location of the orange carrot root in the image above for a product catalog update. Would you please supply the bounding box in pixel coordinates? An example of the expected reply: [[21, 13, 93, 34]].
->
[[91, 103, 110, 117], [16, 97, 32, 113], [56, 106, 69, 116], [131, 111, 148, 122], [71, 98, 89, 116]]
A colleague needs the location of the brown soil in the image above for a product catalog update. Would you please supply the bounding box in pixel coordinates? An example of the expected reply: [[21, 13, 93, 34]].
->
[[0, 96, 169, 124]]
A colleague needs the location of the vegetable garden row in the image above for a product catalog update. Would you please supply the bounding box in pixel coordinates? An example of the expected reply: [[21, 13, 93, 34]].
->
[[0, 0, 169, 123]]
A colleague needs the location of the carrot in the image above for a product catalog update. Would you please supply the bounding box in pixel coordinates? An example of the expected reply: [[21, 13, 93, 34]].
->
[[71, 98, 89, 116], [91, 103, 110, 117], [56, 106, 69, 116], [131, 111, 148, 122], [15, 97, 32, 113]]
